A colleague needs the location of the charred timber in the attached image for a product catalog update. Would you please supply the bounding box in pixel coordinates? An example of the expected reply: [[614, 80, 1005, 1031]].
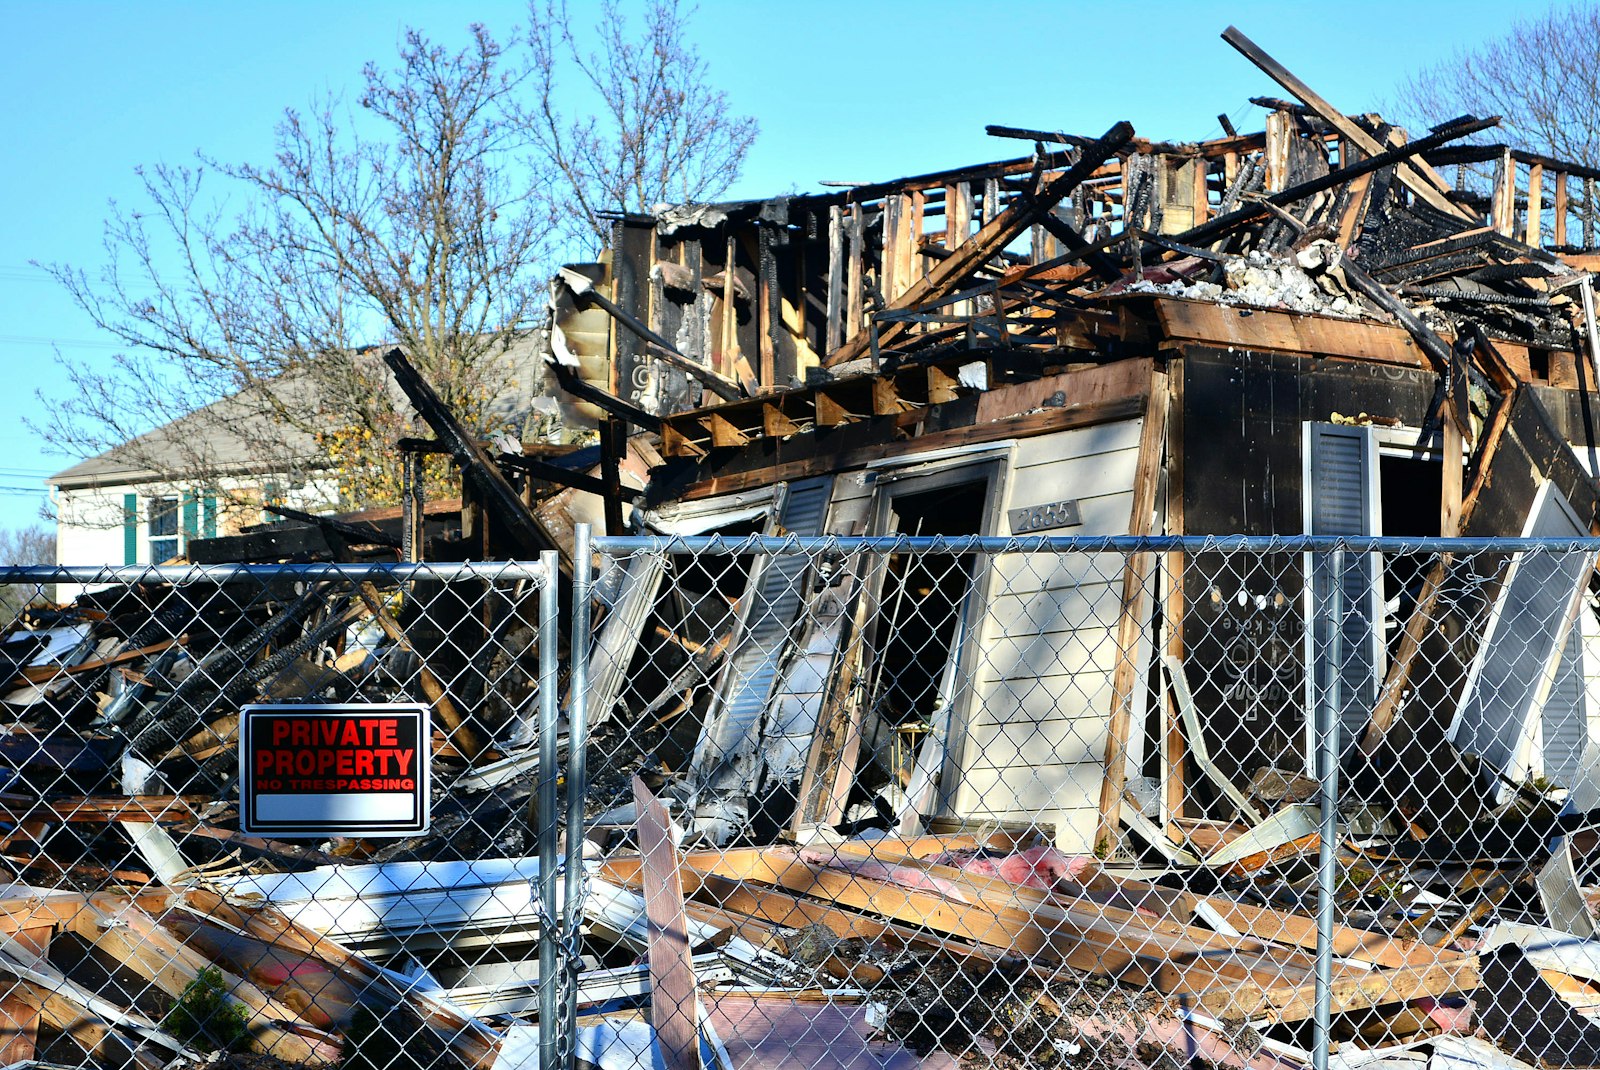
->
[[383, 348, 570, 571]]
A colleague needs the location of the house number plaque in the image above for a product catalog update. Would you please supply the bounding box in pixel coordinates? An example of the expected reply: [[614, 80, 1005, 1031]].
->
[[1008, 499, 1083, 534]]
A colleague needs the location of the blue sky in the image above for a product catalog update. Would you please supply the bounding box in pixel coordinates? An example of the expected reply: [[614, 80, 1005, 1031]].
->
[[0, 0, 1561, 537]]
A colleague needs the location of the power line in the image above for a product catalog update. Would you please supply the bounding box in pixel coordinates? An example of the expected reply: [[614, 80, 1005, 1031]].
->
[[0, 334, 125, 351]]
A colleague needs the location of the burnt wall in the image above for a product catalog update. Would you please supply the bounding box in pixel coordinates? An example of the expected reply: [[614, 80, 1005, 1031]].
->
[[1178, 346, 1439, 797]]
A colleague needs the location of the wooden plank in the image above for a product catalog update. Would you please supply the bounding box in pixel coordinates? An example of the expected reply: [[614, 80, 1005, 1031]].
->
[[720, 233, 739, 378], [14, 639, 183, 686], [1195, 895, 1453, 970], [0, 985, 37, 1064], [1153, 297, 1429, 364], [1443, 411, 1464, 536], [659, 422, 708, 459], [974, 358, 1153, 424], [814, 390, 853, 427], [826, 206, 844, 354], [845, 207, 864, 342], [1556, 174, 1570, 247], [705, 412, 750, 448], [881, 194, 903, 303], [758, 229, 777, 388], [1203, 957, 1479, 1023], [1221, 27, 1473, 223], [634, 777, 699, 1070], [1163, 361, 1187, 820], [1526, 162, 1545, 248], [0, 923, 47, 1064], [871, 379, 915, 416], [762, 402, 801, 438], [1493, 149, 1517, 237], [1096, 372, 1169, 855], [1264, 111, 1291, 193], [678, 394, 1147, 502], [684, 847, 1304, 997], [906, 189, 924, 291]]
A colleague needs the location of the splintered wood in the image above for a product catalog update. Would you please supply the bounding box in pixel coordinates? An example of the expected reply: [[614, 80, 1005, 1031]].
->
[[599, 836, 1477, 1027]]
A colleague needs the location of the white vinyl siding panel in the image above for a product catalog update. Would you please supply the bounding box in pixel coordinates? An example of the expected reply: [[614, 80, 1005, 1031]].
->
[[949, 418, 1146, 844]]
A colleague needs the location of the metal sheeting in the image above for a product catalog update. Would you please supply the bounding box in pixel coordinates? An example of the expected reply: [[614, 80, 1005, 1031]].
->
[[689, 477, 832, 798], [1450, 480, 1598, 792]]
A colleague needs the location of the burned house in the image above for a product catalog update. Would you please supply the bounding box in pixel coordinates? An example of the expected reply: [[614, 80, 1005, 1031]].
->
[[17, 25, 1600, 1070], [546, 29, 1600, 862]]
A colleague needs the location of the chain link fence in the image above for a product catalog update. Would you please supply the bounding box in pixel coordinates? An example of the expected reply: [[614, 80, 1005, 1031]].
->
[[576, 533, 1600, 1070], [1, 536, 1599, 1070]]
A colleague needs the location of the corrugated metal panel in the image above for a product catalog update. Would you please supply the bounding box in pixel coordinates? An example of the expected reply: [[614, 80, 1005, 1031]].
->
[[691, 477, 832, 796], [1542, 626, 1588, 788], [1305, 424, 1384, 751], [585, 554, 668, 730]]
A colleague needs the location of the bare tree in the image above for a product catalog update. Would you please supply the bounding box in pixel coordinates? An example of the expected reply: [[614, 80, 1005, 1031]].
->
[[527, 0, 759, 250], [37, 7, 756, 515], [0, 524, 56, 622], [1393, 4, 1600, 169], [35, 24, 558, 510]]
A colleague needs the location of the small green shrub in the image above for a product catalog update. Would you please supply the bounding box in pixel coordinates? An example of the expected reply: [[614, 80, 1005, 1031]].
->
[[165, 966, 251, 1053]]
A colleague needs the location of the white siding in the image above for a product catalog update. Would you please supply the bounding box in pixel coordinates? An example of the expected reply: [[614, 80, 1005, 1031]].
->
[[949, 418, 1146, 847], [54, 486, 128, 567], [51, 474, 336, 600]]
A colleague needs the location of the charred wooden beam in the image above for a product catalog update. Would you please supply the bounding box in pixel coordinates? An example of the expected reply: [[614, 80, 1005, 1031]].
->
[[1170, 115, 1499, 251], [263, 503, 402, 550], [1037, 210, 1124, 281], [601, 417, 627, 536], [546, 358, 662, 432], [826, 121, 1136, 366], [383, 348, 570, 571], [494, 453, 613, 498], [1223, 26, 1474, 222], [1335, 252, 1453, 375]]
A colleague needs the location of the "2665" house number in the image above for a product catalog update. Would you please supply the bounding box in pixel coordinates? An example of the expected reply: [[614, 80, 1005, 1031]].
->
[[1008, 499, 1083, 534]]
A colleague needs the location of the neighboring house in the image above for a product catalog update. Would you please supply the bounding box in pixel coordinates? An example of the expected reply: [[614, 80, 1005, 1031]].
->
[[48, 378, 332, 569], [47, 332, 564, 569]]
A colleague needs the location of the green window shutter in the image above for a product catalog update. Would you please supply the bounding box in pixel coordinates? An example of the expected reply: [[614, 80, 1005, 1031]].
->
[[123, 493, 138, 565], [181, 492, 198, 544], [202, 493, 217, 539]]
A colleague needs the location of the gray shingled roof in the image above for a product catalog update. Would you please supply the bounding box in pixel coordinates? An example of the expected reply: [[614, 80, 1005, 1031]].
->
[[49, 334, 552, 490]]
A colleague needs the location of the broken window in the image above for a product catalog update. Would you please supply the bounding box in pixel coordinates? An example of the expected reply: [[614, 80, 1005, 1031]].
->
[[1302, 421, 1463, 765], [861, 462, 1001, 828]]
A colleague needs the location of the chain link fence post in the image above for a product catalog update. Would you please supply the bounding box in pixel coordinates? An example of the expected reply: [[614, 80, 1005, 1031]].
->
[[538, 549, 562, 1070], [562, 523, 594, 1065], [1313, 544, 1344, 1070]]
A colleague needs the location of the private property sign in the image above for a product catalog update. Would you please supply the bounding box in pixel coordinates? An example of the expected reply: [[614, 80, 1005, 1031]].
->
[[240, 704, 430, 837]]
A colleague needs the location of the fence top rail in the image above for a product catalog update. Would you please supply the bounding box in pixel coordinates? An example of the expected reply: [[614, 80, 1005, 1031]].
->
[[0, 561, 556, 584], [591, 533, 1600, 555]]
